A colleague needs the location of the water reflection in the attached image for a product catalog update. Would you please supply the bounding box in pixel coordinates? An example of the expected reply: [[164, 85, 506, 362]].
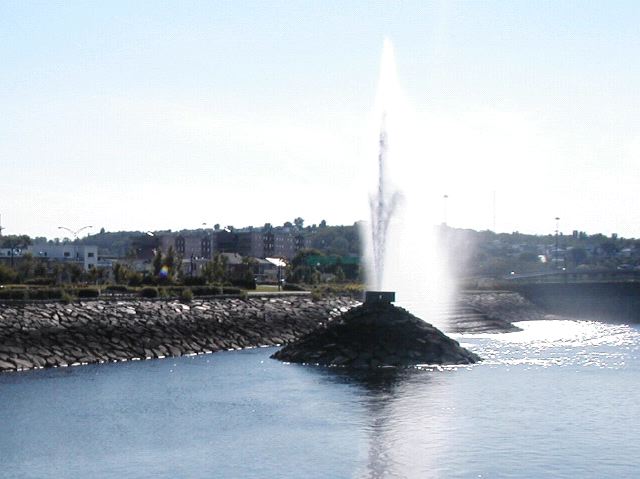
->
[[3, 323, 639, 478], [315, 366, 455, 478]]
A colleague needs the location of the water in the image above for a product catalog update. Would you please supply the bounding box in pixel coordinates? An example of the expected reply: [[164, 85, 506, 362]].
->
[[362, 38, 453, 326], [2, 319, 639, 478]]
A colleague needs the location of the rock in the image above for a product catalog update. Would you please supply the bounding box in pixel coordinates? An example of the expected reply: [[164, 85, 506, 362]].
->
[[0, 295, 363, 372], [0, 359, 16, 370], [11, 358, 34, 369], [272, 302, 481, 368], [0, 345, 25, 354]]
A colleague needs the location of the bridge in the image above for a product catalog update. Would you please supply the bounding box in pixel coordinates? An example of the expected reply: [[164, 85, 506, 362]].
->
[[505, 269, 640, 284], [500, 271, 640, 323]]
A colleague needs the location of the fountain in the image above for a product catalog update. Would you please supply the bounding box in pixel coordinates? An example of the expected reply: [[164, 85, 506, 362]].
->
[[272, 39, 480, 368]]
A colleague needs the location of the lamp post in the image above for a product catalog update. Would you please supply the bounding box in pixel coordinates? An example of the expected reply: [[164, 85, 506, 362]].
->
[[555, 217, 560, 270], [57, 225, 93, 241], [58, 226, 93, 269], [443, 194, 449, 226]]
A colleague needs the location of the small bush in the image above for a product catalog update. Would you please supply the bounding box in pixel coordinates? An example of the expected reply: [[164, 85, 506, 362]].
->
[[139, 286, 159, 298], [0, 288, 26, 300], [26, 288, 63, 300], [0, 264, 17, 284], [23, 277, 55, 286], [231, 278, 257, 290], [191, 285, 222, 296], [61, 290, 73, 304], [222, 286, 242, 295], [75, 287, 100, 298], [180, 288, 193, 302], [165, 287, 184, 297], [104, 284, 131, 293], [283, 283, 306, 291], [183, 276, 206, 286], [128, 273, 144, 287]]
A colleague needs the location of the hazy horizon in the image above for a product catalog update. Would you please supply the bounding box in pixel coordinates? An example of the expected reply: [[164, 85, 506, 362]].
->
[[3, 1, 640, 239]]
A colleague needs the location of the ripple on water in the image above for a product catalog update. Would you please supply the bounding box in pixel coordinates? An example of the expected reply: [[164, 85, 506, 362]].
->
[[457, 319, 640, 369]]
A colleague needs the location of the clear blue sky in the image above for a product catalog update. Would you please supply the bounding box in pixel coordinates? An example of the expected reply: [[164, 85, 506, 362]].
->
[[2, 1, 640, 238]]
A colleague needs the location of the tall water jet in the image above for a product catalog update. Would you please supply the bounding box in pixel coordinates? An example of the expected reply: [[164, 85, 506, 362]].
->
[[271, 39, 480, 368], [363, 37, 454, 328], [369, 114, 400, 290]]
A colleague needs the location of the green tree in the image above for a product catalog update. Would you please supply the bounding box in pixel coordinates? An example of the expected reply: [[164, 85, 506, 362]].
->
[[0, 235, 32, 249], [152, 249, 163, 276], [113, 262, 133, 284], [294, 217, 304, 230], [0, 264, 17, 283], [600, 241, 617, 257], [202, 253, 228, 284], [334, 265, 346, 283], [569, 247, 588, 266], [33, 261, 47, 277], [287, 249, 323, 284], [330, 237, 349, 256], [87, 266, 107, 284], [58, 263, 82, 283], [15, 252, 36, 281], [518, 252, 539, 263], [163, 246, 178, 281]]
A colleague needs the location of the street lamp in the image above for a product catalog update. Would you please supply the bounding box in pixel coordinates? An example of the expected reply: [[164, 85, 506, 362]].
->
[[443, 194, 449, 226], [58, 225, 93, 241], [57, 226, 92, 268], [555, 217, 560, 270]]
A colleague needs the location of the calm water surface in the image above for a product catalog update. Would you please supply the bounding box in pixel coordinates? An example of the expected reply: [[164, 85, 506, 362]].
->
[[1, 319, 639, 478]]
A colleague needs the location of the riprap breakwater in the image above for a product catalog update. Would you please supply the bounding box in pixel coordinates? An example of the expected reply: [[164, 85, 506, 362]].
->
[[0, 296, 357, 372]]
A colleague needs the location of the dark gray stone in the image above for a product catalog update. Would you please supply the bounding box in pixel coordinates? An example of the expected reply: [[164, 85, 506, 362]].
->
[[272, 302, 481, 368]]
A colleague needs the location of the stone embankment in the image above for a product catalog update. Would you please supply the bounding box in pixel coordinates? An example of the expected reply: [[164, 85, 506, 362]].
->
[[0, 296, 358, 373], [446, 290, 544, 334]]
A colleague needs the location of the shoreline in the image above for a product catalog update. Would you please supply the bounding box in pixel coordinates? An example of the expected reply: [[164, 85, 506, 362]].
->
[[0, 290, 543, 373], [0, 295, 358, 373]]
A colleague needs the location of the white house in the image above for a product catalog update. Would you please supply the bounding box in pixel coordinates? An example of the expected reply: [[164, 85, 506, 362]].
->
[[29, 244, 98, 271]]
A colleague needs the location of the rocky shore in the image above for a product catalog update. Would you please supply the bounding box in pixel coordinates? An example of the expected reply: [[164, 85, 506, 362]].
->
[[0, 295, 358, 372], [0, 290, 543, 373], [272, 301, 480, 368], [445, 290, 544, 334]]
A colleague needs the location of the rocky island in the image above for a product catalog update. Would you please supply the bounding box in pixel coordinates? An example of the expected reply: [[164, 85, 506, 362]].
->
[[272, 293, 481, 368]]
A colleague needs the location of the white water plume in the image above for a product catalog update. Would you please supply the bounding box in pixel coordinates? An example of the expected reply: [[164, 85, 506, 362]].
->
[[362, 38, 454, 328]]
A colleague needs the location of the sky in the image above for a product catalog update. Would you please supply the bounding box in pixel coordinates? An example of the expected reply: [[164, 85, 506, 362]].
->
[[2, 1, 640, 239]]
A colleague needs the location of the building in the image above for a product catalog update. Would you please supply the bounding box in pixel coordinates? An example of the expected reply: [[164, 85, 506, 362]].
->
[[158, 226, 306, 261], [131, 235, 160, 261], [159, 231, 213, 260], [29, 243, 98, 271], [228, 226, 305, 260], [0, 247, 25, 267]]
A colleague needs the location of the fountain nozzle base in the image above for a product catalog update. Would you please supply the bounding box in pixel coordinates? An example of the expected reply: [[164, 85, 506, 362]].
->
[[364, 291, 396, 304]]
